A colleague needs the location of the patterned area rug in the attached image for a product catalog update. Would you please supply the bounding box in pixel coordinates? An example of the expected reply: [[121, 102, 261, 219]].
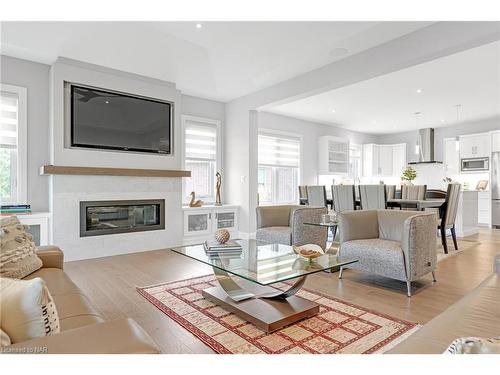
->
[[137, 275, 420, 354]]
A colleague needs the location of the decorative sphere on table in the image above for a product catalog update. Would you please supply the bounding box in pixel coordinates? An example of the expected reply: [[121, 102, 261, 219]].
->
[[215, 229, 230, 244]]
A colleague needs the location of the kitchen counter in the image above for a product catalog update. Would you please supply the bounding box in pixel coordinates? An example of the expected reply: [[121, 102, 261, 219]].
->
[[455, 190, 479, 237]]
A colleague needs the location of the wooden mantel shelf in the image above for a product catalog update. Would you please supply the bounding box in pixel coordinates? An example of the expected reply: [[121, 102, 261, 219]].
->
[[40, 165, 191, 178]]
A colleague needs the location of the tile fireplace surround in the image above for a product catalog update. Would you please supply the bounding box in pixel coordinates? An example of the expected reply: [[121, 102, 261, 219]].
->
[[50, 174, 183, 261]]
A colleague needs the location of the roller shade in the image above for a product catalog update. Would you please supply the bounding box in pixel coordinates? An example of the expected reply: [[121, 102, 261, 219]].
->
[[258, 134, 300, 168], [184, 120, 217, 161], [0, 92, 18, 149]]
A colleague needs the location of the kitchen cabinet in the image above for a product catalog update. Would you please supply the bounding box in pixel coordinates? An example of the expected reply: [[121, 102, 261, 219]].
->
[[318, 136, 349, 175], [492, 131, 500, 152], [478, 190, 491, 226], [459, 133, 490, 159], [444, 137, 460, 175], [363, 143, 406, 178], [183, 205, 239, 241], [392, 144, 407, 178]]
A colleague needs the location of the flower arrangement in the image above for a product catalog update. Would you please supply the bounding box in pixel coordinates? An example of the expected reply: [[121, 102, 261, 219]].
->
[[401, 166, 417, 183]]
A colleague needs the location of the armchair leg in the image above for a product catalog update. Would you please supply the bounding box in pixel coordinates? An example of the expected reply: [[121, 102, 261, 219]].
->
[[406, 281, 412, 297], [338, 267, 344, 279], [450, 226, 458, 250], [431, 271, 437, 282]]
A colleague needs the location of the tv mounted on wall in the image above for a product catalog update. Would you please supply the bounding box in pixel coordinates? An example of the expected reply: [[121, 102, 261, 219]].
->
[[69, 83, 173, 154]]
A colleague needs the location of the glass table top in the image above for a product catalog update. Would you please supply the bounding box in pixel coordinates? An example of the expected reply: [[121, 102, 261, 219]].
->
[[170, 239, 357, 286], [303, 221, 338, 228]]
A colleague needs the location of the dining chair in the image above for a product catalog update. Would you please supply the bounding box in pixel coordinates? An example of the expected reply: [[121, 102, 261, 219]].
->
[[298, 186, 308, 205], [359, 185, 386, 209], [306, 186, 328, 207], [401, 185, 427, 200], [385, 185, 397, 200], [438, 183, 461, 254], [331, 185, 356, 213]]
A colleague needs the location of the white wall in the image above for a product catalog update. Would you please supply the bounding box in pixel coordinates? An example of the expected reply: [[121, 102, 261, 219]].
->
[[0, 55, 226, 212], [0, 55, 50, 211], [258, 112, 377, 185]]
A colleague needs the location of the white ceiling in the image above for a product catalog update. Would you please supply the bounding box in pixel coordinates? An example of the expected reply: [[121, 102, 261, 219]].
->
[[0, 21, 433, 102], [268, 40, 500, 134]]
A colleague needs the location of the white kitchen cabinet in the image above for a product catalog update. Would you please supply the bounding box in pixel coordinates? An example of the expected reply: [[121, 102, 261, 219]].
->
[[459, 133, 490, 159], [444, 137, 460, 175], [363, 143, 406, 178], [318, 136, 349, 175], [183, 205, 239, 241], [478, 190, 491, 226], [392, 144, 407, 178], [492, 131, 500, 152], [378, 145, 394, 176]]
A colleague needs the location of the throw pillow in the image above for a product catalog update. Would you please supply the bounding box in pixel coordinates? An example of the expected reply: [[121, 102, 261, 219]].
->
[[0, 328, 11, 347], [0, 216, 42, 278], [445, 337, 500, 354], [0, 277, 60, 344]]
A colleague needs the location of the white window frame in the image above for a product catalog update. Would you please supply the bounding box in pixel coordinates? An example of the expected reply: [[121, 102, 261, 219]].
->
[[0, 83, 27, 204], [258, 129, 302, 206], [181, 115, 222, 205]]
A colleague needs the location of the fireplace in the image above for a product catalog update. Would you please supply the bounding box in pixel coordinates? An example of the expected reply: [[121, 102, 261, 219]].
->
[[80, 199, 165, 237]]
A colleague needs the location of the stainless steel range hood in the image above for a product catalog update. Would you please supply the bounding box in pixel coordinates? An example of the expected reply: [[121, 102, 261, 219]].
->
[[408, 128, 443, 164]]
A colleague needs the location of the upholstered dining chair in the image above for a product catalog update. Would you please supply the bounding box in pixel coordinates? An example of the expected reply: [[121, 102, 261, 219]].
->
[[331, 185, 356, 213], [359, 185, 386, 209], [306, 186, 328, 207], [298, 186, 308, 205], [401, 184, 427, 200], [385, 185, 397, 200], [438, 183, 461, 254]]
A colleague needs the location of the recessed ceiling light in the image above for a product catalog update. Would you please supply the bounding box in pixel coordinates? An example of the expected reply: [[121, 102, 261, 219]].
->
[[372, 121, 377, 125], [416, 89, 422, 94], [441, 119, 445, 123], [331, 109, 336, 113], [105, 100, 109, 104], [195, 23, 202, 29]]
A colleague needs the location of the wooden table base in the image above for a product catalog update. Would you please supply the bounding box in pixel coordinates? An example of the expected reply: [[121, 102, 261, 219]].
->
[[202, 286, 320, 333]]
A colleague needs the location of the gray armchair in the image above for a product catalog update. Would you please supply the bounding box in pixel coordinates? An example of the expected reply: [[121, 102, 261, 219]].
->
[[337, 209, 437, 297], [256, 205, 327, 249]]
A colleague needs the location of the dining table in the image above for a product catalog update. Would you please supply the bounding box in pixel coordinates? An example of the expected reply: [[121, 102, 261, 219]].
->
[[386, 198, 446, 211]]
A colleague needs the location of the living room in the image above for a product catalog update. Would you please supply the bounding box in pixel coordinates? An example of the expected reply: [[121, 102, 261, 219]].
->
[[1, 1, 499, 373]]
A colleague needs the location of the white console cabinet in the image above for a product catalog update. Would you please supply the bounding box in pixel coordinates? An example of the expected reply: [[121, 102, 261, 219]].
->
[[183, 205, 239, 242], [12, 212, 51, 246]]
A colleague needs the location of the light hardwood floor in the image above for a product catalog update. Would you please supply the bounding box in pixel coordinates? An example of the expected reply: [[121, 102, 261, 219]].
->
[[64, 229, 500, 353]]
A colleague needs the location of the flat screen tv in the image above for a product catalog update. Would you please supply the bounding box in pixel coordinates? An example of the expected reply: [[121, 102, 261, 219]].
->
[[70, 84, 173, 154]]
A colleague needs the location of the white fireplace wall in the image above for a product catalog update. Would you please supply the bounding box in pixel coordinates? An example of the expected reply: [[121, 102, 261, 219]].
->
[[48, 58, 187, 260], [51, 174, 182, 261]]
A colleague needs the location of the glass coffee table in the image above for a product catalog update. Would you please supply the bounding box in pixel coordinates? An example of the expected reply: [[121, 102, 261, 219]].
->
[[171, 239, 357, 332]]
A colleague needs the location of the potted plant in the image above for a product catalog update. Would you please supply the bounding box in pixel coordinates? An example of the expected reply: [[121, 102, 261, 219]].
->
[[401, 166, 417, 185]]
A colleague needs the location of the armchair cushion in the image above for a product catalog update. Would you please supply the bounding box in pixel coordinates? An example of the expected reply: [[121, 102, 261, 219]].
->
[[256, 227, 292, 245], [339, 239, 406, 280], [338, 210, 379, 243], [291, 206, 328, 248], [256, 205, 295, 228]]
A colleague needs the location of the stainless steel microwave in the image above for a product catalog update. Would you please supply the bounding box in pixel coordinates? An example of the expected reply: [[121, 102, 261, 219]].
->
[[461, 157, 489, 172]]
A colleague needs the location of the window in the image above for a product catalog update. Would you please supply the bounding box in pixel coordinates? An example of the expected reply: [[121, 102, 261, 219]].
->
[[182, 116, 221, 204], [0, 84, 27, 204], [258, 132, 300, 205], [349, 143, 362, 181]]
